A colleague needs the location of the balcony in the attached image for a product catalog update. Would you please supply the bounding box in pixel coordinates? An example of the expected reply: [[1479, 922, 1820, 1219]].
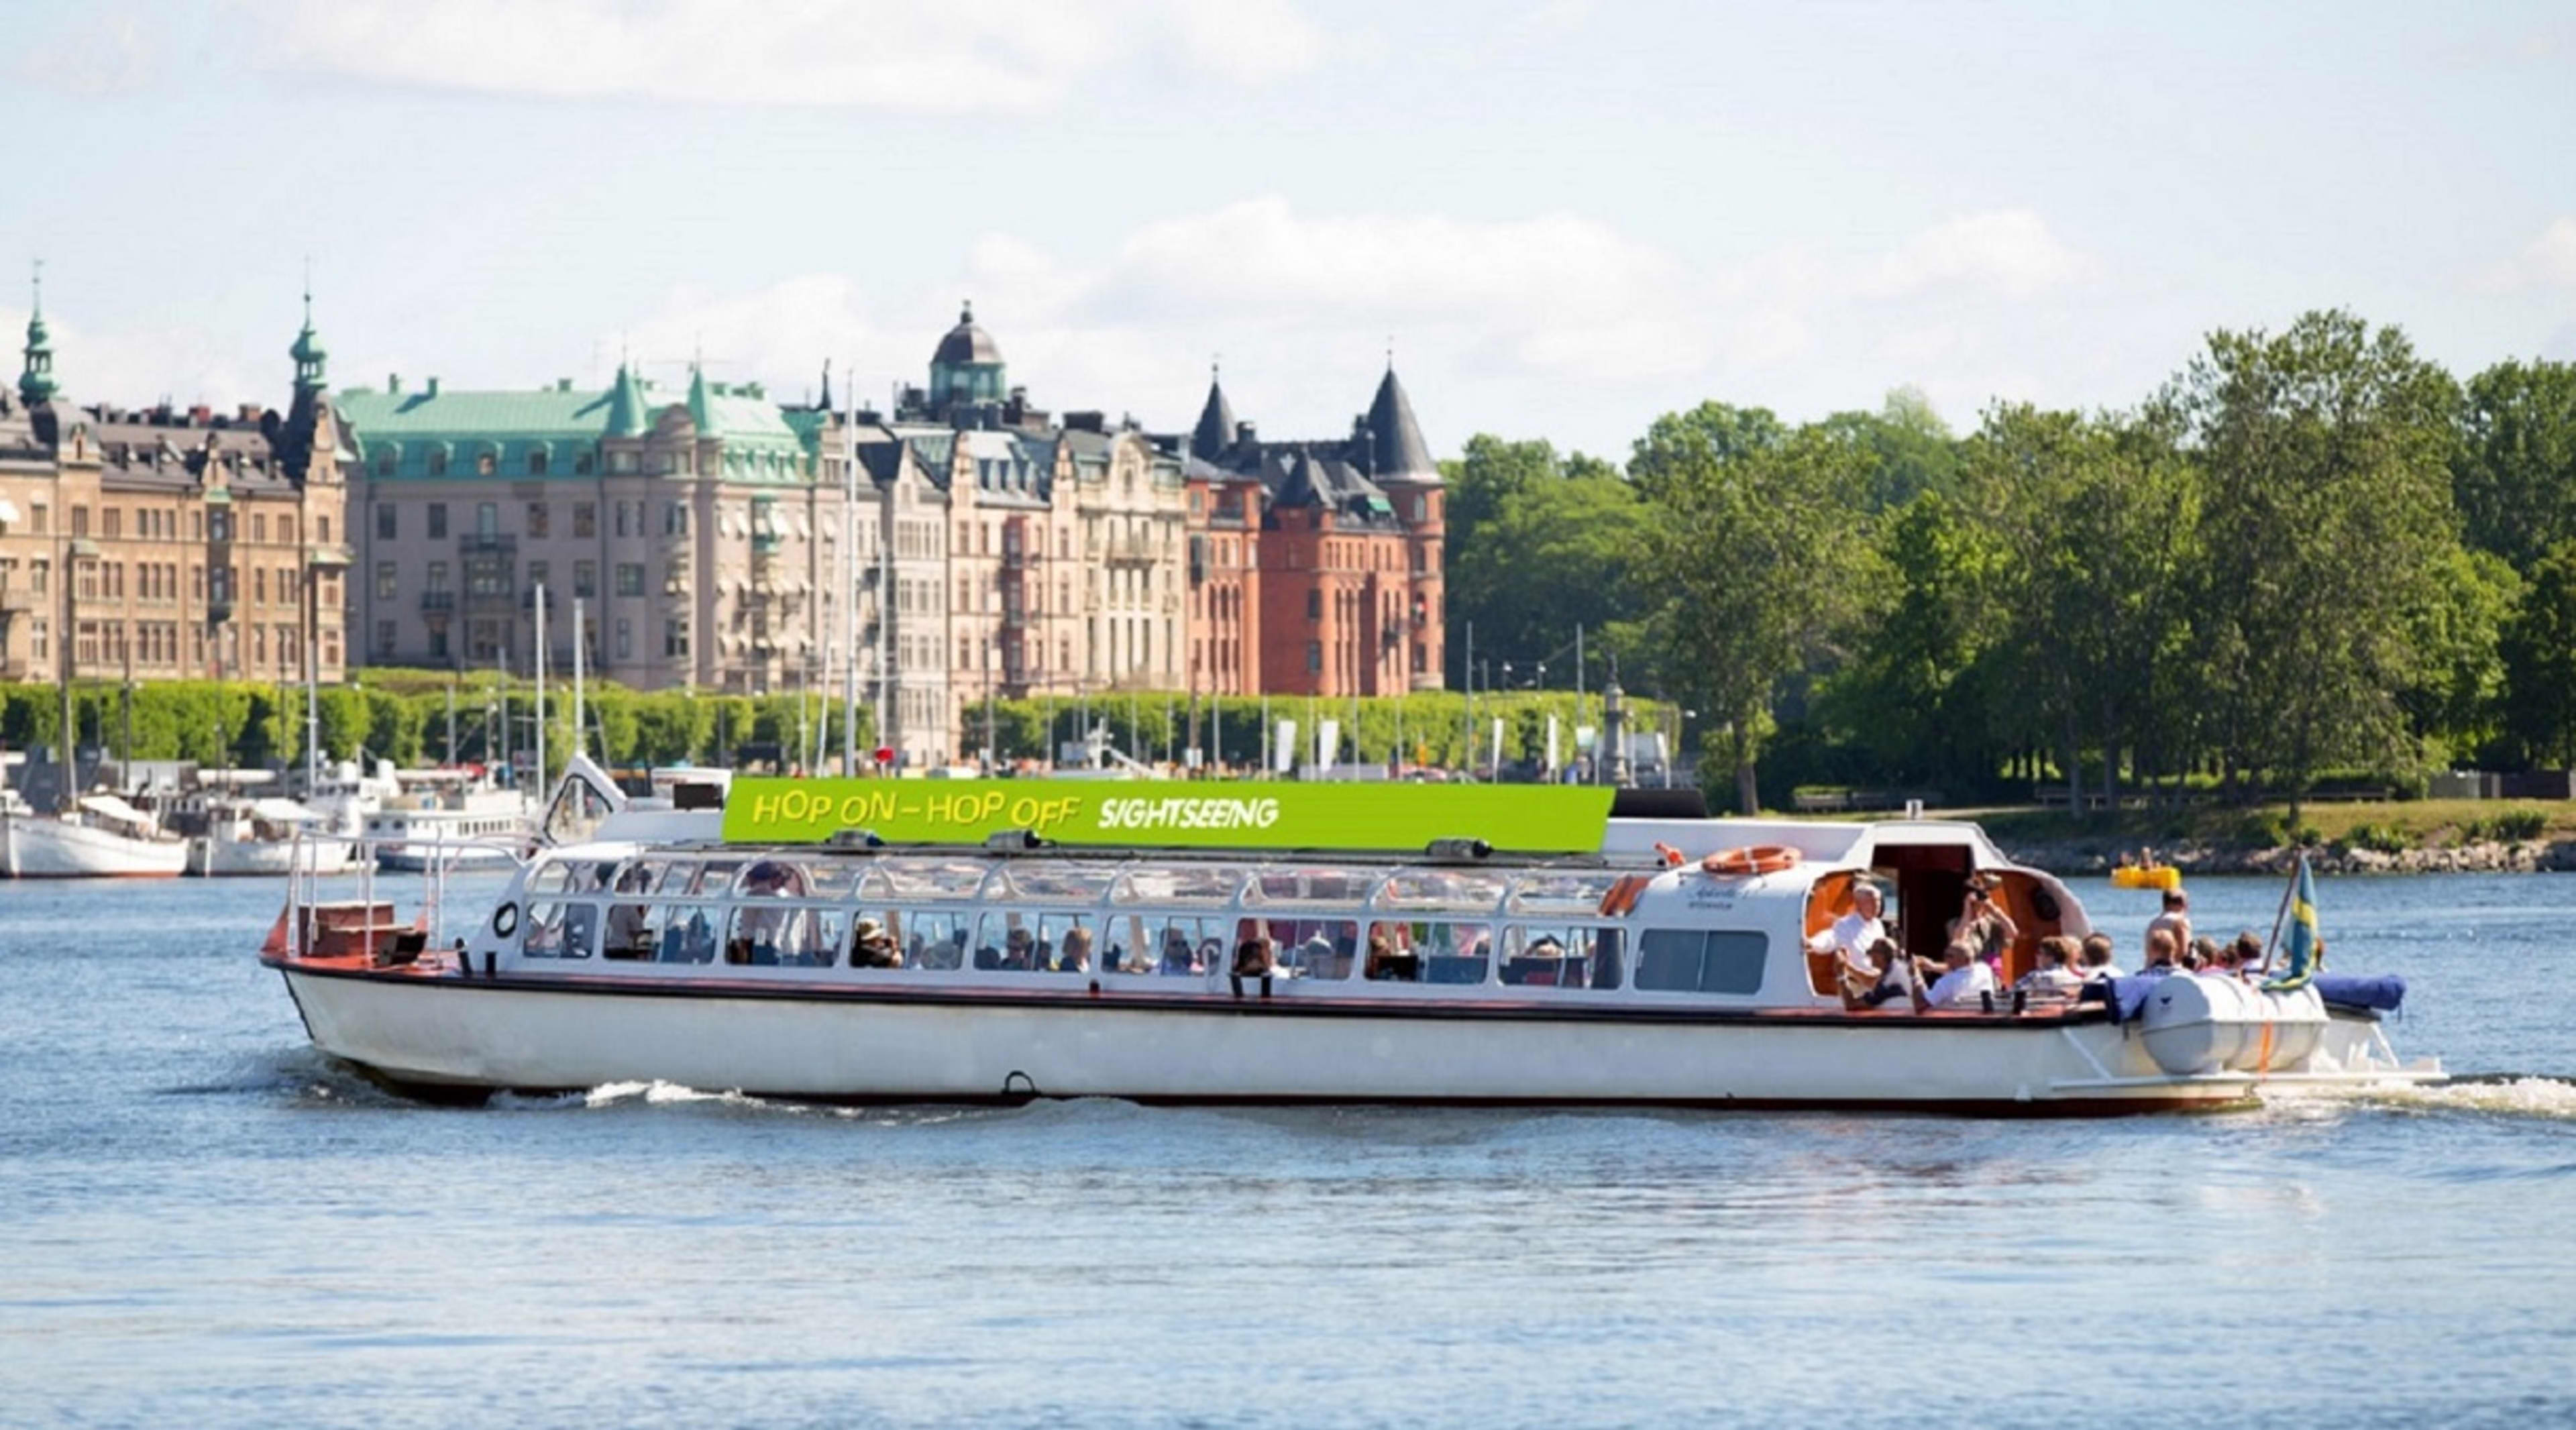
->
[[0, 588, 34, 614], [419, 590, 457, 612], [459, 534, 516, 557], [1104, 536, 1157, 567]]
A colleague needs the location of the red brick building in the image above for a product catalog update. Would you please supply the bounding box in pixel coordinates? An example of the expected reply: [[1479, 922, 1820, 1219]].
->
[[1179, 365, 1444, 698]]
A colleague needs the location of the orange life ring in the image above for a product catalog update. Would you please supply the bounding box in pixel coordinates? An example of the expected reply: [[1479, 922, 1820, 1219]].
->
[[1652, 842, 1687, 869], [1701, 844, 1801, 877]]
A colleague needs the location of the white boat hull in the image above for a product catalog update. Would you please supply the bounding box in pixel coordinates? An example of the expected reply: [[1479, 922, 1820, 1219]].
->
[[1, 813, 190, 878], [274, 967, 2430, 1112], [374, 843, 521, 873], [189, 836, 363, 877]]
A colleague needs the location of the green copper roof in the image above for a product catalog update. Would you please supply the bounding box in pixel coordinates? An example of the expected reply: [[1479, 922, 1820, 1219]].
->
[[19, 268, 56, 405], [604, 362, 649, 437]]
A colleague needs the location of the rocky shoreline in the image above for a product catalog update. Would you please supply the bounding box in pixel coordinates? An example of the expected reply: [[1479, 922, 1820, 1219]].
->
[[2000, 838, 2576, 877]]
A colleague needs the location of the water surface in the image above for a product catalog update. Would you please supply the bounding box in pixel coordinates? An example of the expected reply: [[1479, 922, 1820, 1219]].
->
[[1, 873, 2569, 1427]]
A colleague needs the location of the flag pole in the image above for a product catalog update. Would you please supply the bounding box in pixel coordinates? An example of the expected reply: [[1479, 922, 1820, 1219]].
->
[[2259, 852, 2300, 972]]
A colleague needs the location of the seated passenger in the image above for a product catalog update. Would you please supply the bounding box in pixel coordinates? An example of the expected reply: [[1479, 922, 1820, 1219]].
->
[[849, 918, 903, 969], [1055, 926, 1093, 973], [2185, 935, 2222, 973], [1230, 934, 1275, 1000], [1917, 940, 1998, 1011], [2140, 927, 2180, 977], [998, 926, 1035, 971], [2015, 936, 2084, 999], [2078, 932, 2123, 981], [1847, 936, 1918, 1010], [1807, 883, 1888, 990], [1364, 929, 1401, 981], [1160, 928, 1196, 974]]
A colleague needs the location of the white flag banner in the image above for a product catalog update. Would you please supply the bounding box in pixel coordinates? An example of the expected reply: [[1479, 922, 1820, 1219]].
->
[[1546, 715, 1561, 774], [1489, 716, 1505, 775], [1318, 718, 1341, 771], [1275, 719, 1297, 774]]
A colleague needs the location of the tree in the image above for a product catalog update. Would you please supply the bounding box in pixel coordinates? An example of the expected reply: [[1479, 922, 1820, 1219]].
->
[[2502, 540, 2576, 768], [1820, 386, 1964, 510], [2180, 310, 2464, 822], [1635, 422, 1885, 813], [1441, 436, 1631, 688], [2455, 358, 2576, 571], [2400, 547, 2518, 767]]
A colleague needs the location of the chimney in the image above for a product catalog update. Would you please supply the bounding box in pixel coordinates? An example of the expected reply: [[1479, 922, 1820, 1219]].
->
[[1236, 421, 1257, 443], [188, 404, 212, 425], [237, 403, 263, 424], [388, 374, 402, 394], [425, 376, 441, 398], [556, 378, 573, 392]]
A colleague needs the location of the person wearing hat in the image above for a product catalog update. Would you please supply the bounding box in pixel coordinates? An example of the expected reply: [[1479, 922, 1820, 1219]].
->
[[849, 916, 902, 969]]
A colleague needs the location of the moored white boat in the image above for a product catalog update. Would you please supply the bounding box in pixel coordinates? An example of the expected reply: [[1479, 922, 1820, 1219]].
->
[[364, 768, 535, 871], [3, 793, 191, 878], [263, 764, 2441, 1113], [188, 798, 362, 877]]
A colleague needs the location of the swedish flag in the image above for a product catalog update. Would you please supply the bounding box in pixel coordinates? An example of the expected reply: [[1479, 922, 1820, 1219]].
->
[[2263, 854, 2322, 993]]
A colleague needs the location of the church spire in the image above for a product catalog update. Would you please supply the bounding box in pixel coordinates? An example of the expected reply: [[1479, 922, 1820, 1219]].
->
[[288, 275, 328, 394], [19, 260, 58, 406], [818, 357, 834, 412]]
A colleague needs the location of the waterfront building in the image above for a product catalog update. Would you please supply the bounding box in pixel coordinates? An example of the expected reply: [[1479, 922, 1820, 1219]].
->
[[1178, 364, 1446, 699], [0, 284, 350, 691], [341, 364, 874, 700]]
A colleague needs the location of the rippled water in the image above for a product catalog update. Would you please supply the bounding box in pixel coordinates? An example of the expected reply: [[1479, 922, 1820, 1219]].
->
[[2, 873, 2571, 1427]]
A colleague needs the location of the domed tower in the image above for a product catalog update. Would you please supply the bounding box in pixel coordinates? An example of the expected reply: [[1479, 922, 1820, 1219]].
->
[[928, 300, 1006, 413], [274, 288, 343, 487]]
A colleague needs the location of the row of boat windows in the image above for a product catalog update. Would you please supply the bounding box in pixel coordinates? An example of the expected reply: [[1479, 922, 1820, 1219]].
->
[[517, 901, 1770, 995], [525, 854, 1627, 918]]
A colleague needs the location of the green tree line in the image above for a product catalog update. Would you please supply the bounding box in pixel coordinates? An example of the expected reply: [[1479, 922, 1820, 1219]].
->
[[1443, 310, 2576, 818]]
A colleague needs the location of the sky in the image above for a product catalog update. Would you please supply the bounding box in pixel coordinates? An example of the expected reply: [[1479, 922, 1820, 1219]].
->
[[5, 0, 2573, 462]]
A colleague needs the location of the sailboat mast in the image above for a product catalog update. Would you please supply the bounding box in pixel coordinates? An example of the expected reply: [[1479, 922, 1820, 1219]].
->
[[571, 594, 586, 765], [533, 584, 549, 795], [841, 374, 859, 777]]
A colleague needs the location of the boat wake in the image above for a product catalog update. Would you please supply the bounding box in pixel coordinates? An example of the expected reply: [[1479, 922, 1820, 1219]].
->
[[2262, 1073, 2576, 1122], [161, 1045, 413, 1108], [489, 1080, 1000, 1126]]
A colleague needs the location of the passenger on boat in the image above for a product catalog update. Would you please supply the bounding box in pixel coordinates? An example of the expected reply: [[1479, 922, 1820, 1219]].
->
[[1847, 936, 1919, 1010], [1917, 940, 1998, 1011], [1159, 928, 1197, 975], [1056, 926, 1093, 973], [2141, 927, 2180, 976], [998, 926, 1036, 971], [2224, 931, 2264, 978], [2015, 936, 2084, 1001], [1807, 883, 1889, 987], [1230, 934, 1276, 1000], [1948, 878, 2018, 973], [2185, 935, 2222, 973], [2148, 889, 2192, 962], [2078, 932, 2123, 981], [729, 861, 804, 965], [604, 865, 655, 958], [849, 918, 903, 969]]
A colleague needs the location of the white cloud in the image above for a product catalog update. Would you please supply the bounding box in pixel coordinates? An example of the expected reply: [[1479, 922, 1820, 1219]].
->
[[256, 0, 1326, 112], [1860, 210, 2088, 301], [0, 307, 267, 413], [2481, 217, 2576, 292], [595, 199, 2100, 457]]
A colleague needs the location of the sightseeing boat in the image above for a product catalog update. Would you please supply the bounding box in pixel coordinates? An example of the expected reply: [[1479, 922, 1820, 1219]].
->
[[362, 767, 537, 872], [259, 761, 2440, 1113]]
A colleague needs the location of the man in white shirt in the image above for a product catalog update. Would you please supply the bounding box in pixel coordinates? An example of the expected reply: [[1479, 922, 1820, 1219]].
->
[[1807, 883, 1888, 989], [1918, 941, 1998, 1011]]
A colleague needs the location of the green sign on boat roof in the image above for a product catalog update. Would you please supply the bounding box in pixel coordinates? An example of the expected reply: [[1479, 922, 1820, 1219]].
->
[[720, 779, 1618, 855]]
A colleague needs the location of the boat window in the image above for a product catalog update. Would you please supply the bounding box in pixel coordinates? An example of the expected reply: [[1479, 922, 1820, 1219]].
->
[[1102, 915, 1219, 976], [1348, 919, 1490, 984], [1506, 873, 1625, 917], [1007, 864, 1119, 903], [527, 859, 576, 895], [688, 859, 743, 896], [1501, 924, 1623, 990], [896, 909, 971, 970], [1242, 866, 1371, 907], [1111, 865, 1253, 906], [733, 859, 811, 898], [1253, 918, 1358, 980], [651, 861, 698, 896], [601, 895, 662, 960], [872, 860, 989, 899], [803, 860, 863, 899], [654, 904, 722, 964], [1635, 929, 1769, 995], [541, 773, 616, 846], [522, 901, 596, 959], [973, 911, 1092, 972], [1375, 869, 1511, 914], [724, 898, 836, 967]]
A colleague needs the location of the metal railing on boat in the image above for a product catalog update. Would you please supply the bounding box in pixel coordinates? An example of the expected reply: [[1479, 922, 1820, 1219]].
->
[[286, 824, 533, 964]]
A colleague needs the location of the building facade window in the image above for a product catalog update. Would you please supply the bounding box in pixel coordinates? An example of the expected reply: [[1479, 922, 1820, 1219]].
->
[[615, 563, 643, 598], [527, 448, 550, 476], [574, 561, 596, 599], [476, 503, 498, 538], [427, 503, 448, 540], [376, 503, 396, 541], [374, 620, 396, 656], [573, 503, 595, 539], [526, 502, 549, 539], [665, 618, 690, 659]]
